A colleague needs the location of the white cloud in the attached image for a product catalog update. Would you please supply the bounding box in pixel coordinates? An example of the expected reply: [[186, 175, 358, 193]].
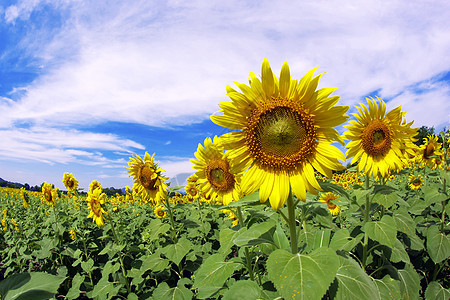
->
[[1, 0, 450, 185], [0, 126, 144, 165]]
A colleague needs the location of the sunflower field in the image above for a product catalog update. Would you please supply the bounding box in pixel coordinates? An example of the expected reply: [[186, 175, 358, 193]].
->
[[1, 60, 449, 299]]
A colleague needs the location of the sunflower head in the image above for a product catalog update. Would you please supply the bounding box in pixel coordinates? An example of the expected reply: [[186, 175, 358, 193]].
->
[[86, 187, 107, 226], [191, 136, 243, 206], [408, 174, 424, 190], [211, 59, 349, 210], [154, 205, 167, 218], [41, 182, 58, 206], [126, 152, 169, 204], [343, 97, 417, 179], [63, 173, 79, 192], [89, 180, 102, 192], [319, 192, 341, 215], [419, 135, 443, 167]]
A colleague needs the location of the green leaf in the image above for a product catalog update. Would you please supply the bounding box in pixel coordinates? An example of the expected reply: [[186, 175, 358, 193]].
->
[[81, 258, 95, 273], [372, 184, 397, 195], [426, 226, 450, 264], [273, 224, 290, 250], [267, 248, 339, 300], [425, 281, 450, 300], [140, 253, 170, 273], [223, 280, 262, 300], [193, 254, 241, 299], [218, 228, 241, 256], [65, 273, 84, 300], [91, 278, 115, 298], [364, 215, 397, 248], [373, 275, 401, 300], [0, 272, 66, 300], [393, 209, 416, 237], [373, 192, 398, 209], [312, 229, 331, 250], [398, 264, 420, 300], [233, 219, 276, 246], [153, 282, 193, 300], [319, 182, 351, 199], [334, 256, 380, 300], [389, 239, 410, 264], [329, 229, 363, 252], [163, 237, 193, 265], [222, 191, 260, 208], [147, 220, 171, 242]]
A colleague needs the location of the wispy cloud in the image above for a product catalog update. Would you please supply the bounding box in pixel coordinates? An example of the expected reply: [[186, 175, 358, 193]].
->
[[1, 0, 449, 187]]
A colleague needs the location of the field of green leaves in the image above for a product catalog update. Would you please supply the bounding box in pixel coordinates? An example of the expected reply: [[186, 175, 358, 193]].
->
[[0, 164, 449, 299]]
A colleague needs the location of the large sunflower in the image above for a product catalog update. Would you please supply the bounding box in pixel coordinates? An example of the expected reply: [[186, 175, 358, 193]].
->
[[126, 152, 168, 204], [211, 59, 348, 210], [191, 136, 243, 206], [419, 135, 443, 168], [86, 187, 107, 226], [343, 97, 416, 179], [41, 182, 58, 206], [62, 173, 79, 192]]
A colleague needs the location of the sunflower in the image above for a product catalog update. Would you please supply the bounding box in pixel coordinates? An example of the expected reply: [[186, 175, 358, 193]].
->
[[191, 136, 243, 206], [408, 174, 424, 190], [89, 180, 102, 192], [41, 182, 58, 206], [126, 152, 169, 205], [86, 187, 107, 226], [21, 188, 30, 209], [69, 229, 77, 241], [343, 97, 416, 179], [319, 192, 341, 215], [419, 135, 443, 168], [154, 205, 167, 218], [185, 183, 200, 202], [221, 209, 239, 227], [211, 59, 348, 210], [1, 218, 7, 231], [63, 173, 79, 192]]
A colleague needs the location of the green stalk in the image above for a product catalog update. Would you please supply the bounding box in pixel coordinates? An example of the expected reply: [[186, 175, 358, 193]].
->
[[110, 220, 131, 294], [164, 197, 178, 243], [236, 207, 255, 281], [82, 236, 94, 287], [441, 177, 447, 233], [286, 189, 298, 254], [52, 205, 63, 265], [362, 173, 371, 269]]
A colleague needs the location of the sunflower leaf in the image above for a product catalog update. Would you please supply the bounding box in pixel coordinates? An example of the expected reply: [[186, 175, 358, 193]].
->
[[363, 215, 396, 248], [267, 248, 339, 300]]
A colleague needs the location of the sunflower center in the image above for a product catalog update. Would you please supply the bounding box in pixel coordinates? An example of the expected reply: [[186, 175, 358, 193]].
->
[[91, 201, 101, 215], [45, 191, 53, 202], [206, 159, 235, 192], [361, 119, 391, 157], [424, 144, 435, 159], [138, 166, 157, 190], [246, 98, 317, 170], [412, 179, 422, 186], [67, 180, 74, 188]]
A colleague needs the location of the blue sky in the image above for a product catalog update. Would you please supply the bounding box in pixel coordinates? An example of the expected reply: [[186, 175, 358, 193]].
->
[[0, 0, 449, 190]]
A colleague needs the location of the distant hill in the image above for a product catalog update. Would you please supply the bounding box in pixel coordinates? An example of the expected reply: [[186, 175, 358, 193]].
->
[[0, 177, 41, 191]]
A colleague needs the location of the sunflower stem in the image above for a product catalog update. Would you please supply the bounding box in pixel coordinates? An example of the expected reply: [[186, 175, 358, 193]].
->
[[52, 205, 63, 266], [286, 189, 298, 254], [110, 219, 131, 294], [236, 207, 255, 281], [362, 173, 371, 269], [164, 197, 178, 243], [441, 176, 447, 233]]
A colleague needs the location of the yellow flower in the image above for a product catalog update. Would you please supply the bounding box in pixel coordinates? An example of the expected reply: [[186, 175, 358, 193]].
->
[[86, 188, 107, 226], [11, 218, 18, 231], [89, 180, 102, 192], [126, 152, 168, 204], [69, 229, 77, 240], [154, 205, 167, 218], [41, 182, 58, 206], [1, 218, 7, 231], [211, 59, 348, 210], [187, 174, 199, 184], [419, 135, 443, 168], [343, 97, 416, 179], [191, 136, 243, 206], [221, 209, 239, 227], [408, 174, 424, 190], [184, 183, 200, 202], [63, 173, 79, 192], [319, 192, 341, 215], [2, 209, 7, 217]]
